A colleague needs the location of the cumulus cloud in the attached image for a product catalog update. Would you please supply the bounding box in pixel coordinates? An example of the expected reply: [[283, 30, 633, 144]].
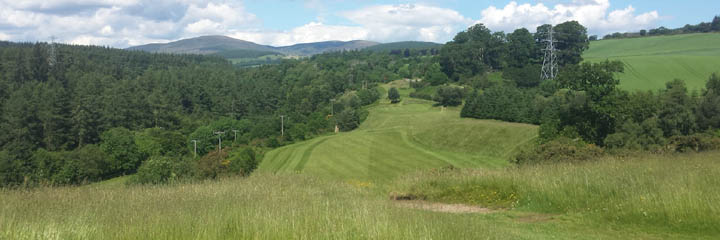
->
[[478, 0, 659, 35], [342, 4, 472, 42], [0, 0, 258, 47]]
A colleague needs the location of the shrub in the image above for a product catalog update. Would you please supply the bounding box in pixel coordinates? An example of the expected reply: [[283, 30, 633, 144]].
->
[[388, 87, 401, 103], [100, 127, 145, 175], [196, 149, 229, 179], [336, 108, 361, 131], [666, 133, 720, 153], [53, 145, 109, 185], [434, 86, 463, 106], [132, 156, 196, 184], [513, 137, 604, 165], [227, 147, 257, 176]]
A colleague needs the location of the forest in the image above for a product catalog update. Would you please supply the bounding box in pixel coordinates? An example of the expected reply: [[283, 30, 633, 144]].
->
[[1, 18, 719, 187]]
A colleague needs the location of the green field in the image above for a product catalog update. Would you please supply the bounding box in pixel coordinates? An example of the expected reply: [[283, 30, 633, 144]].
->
[[258, 83, 538, 182], [585, 33, 720, 91]]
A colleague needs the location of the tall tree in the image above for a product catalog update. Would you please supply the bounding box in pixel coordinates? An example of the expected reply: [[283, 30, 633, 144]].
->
[[553, 21, 590, 67], [506, 28, 537, 68]]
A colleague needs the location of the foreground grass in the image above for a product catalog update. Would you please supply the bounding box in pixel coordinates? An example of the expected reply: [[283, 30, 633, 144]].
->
[[585, 33, 720, 91], [3, 171, 705, 240], [259, 82, 537, 182], [391, 151, 720, 237]]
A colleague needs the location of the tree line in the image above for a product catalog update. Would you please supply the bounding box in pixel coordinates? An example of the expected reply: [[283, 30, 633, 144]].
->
[[602, 15, 720, 40]]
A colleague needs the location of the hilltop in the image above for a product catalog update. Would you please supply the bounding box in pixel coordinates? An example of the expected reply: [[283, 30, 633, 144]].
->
[[585, 33, 720, 91]]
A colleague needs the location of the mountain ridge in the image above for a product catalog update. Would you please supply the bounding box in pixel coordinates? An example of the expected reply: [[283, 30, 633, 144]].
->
[[127, 35, 443, 57]]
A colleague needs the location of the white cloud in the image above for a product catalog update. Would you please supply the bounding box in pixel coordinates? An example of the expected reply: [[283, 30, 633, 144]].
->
[[478, 0, 659, 35], [342, 4, 472, 42], [231, 22, 370, 46]]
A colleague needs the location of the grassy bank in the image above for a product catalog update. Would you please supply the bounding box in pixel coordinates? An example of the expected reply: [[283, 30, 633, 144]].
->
[[391, 151, 720, 237], [585, 33, 720, 91]]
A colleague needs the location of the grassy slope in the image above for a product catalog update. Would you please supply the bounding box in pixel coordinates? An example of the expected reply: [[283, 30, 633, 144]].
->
[[259, 82, 538, 182], [584, 33, 720, 91], [391, 151, 720, 238]]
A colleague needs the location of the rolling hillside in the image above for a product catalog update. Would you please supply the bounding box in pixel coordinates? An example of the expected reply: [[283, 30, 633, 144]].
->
[[126, 35, 276, 54], [127, 36, 379, 56], [259, 82, 538, 181], [585, 33, 720, 91]]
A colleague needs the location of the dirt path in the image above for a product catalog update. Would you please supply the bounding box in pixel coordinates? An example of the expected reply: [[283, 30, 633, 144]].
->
[[394, 200, 500, 214]]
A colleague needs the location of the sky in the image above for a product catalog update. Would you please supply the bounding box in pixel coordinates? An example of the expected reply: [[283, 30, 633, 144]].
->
[[0, 0, 717, 48]]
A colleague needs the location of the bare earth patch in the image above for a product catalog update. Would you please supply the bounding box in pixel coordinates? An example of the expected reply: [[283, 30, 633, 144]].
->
[[394, 200, 500, 214]]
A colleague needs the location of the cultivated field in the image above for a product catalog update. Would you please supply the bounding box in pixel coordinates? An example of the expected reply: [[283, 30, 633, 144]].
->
[[585, 33, 720, 91]]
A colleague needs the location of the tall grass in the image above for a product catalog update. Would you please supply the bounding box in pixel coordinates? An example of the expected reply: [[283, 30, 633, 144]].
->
[[391, 151, 720, 236], [3, 171, 697, 239]]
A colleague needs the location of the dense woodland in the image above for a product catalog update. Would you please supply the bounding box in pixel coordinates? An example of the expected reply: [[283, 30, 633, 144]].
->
[[0, 42, 439, 186], [2, 17, 720, 187]]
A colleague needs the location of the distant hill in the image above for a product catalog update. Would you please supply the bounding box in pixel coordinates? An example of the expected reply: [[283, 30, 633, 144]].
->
[[127, 36, 380, 57], [584, 33, 720, 91], [126, 35, 276, 55], [278, 40, 379, 56], [364, 41, 442, 52]]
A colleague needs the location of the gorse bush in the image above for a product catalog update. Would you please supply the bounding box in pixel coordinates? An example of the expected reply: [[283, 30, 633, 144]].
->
[[513, 137, 604, 165]]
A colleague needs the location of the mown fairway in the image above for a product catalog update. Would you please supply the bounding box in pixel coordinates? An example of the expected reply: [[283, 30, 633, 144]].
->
[[258, 85, 538, 182], [584, 33, 720, 91]]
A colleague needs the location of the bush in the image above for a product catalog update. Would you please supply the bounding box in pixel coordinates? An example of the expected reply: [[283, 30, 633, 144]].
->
[[513, 137, 604, 165], [356, 88, 380, 106], [434, 86, 463, 107], [336, 108, 361, 131], [227, 147, 257, 176], [132, 156, 196, 184], [100, 127, 145, 176], [196, 149, 229, 179], [53, 145, 109, 185], [666, 133, 720, 153], [388, 87, 401, 103]]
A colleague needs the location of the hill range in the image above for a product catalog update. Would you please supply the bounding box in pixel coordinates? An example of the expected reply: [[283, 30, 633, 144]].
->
[[127, 35, 441, 57]]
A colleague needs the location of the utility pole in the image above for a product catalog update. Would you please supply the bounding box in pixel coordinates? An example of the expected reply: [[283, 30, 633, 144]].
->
[[191, 140, 198, 158], [214, 131, 225, 152], [232, 130, 239, 143], [280, 115, 285, 137], [541, 25, 559, 80], [330, 99, 335, 116]]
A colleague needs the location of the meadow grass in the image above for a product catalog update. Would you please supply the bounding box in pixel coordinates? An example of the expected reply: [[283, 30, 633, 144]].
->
[[584, 33, 720, 91], [390, 151, 720, 237], [259, 82, 537, 182], [3, 170, 711, 240]]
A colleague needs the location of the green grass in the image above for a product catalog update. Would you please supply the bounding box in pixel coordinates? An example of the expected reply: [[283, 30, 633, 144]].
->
[[259, 82, 538, 182], [391, 151, 720, 237], [3, 153, 716, 239], [585, 33, 720, 91]]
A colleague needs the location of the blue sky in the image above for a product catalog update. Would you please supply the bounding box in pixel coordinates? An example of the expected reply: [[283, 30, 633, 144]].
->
[[0, 0, 717, 47]]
